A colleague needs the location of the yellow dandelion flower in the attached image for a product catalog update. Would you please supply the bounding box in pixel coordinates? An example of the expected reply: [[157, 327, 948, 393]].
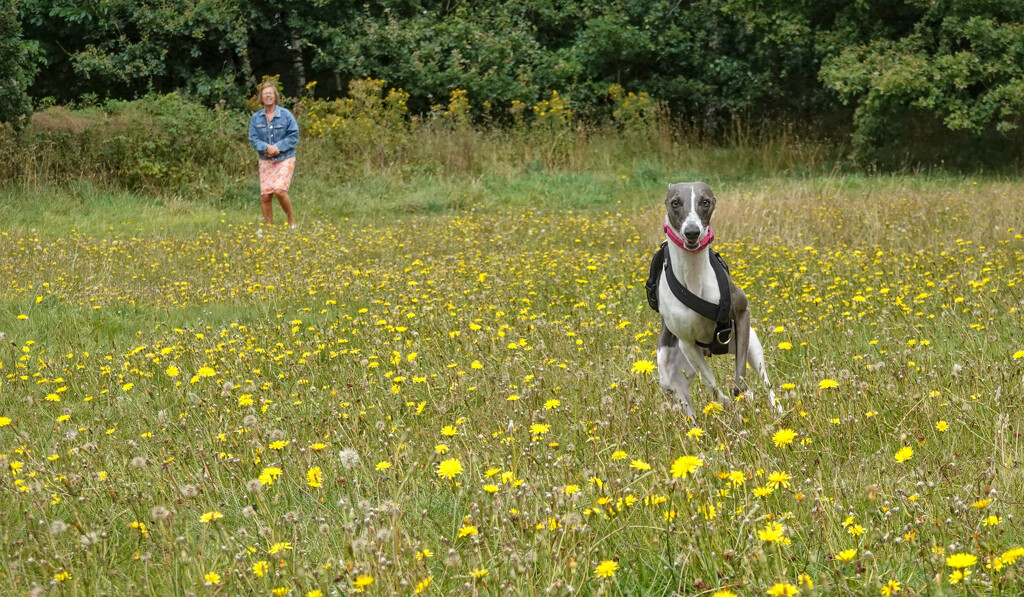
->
[[894, 446, 913, 462], [949, 568, 972, 584], [199, 511, 223, 523], [631, 359, 655, 374], [946, 553, 978, 568], [758, 522, 786, 543], [772, 428, 796, 447], [703, 401, 724, 415], [436, 458, 463, 479], [836, 548, 857, 562], [268, 541, 293, 554], [594, 559, 618, 578], [259, 466, 283, 486], [671, 455, 703, 479], [306, 466, 323, 488], [414, 576, 433, 594], [767, 583, 799, 596], [767, 471, 791, 489], [818, 379, 838, 389], [530, 423, 550, 435], [353, 575, 374, 592]]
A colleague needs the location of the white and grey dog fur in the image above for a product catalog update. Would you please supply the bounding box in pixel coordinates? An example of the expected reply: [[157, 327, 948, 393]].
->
[[657, 182, 781, 417]]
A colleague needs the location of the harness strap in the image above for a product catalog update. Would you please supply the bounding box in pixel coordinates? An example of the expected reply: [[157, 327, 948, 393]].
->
[[663, 249, 733, 353]]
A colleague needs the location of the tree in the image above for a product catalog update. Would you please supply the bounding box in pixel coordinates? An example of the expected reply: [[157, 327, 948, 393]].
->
[[19, 0, 256, 106], [819, 0, 1024, 156], [0, 2, 38, 129]]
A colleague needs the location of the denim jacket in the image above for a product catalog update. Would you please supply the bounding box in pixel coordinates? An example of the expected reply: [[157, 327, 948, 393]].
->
[[249, 106, 299, 161]]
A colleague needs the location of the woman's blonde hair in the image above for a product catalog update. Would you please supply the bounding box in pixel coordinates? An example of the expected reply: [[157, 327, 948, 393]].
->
[[258, 82, 280, 103]]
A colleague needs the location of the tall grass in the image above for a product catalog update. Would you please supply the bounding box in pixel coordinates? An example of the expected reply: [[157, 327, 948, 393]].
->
[[1, 179, 1023, 595], [3, 87, 841, 201]]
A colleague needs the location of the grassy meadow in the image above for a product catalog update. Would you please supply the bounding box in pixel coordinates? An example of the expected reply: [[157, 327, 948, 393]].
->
[[1, 166, 1024, 597]]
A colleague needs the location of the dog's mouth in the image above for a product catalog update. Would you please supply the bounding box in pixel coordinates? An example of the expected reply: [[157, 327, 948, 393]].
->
[[683, 238, 701, 250]]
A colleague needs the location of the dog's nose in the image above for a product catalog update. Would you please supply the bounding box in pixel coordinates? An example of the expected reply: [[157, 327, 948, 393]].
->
[[683, 225, 701, 241]]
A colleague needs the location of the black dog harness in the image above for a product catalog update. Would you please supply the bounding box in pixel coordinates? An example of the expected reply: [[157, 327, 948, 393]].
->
[[646, 242, 734, 355]]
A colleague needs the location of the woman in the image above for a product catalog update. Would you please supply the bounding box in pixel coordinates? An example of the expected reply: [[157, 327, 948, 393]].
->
[[248, 82, 299, 227]]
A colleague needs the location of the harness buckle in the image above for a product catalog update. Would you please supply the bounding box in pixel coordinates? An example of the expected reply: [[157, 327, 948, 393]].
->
[[716, 328, 732, 345]]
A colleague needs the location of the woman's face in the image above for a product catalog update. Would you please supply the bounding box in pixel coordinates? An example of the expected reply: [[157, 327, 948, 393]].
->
[[260, 87, 277, 106]]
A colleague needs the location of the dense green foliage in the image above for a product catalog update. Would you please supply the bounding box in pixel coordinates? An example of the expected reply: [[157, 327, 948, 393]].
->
[[820, 0, 1024, 154], [8, 0, 1024, 159], [0, 3, 38, 131], [11, 95, 248, 191]]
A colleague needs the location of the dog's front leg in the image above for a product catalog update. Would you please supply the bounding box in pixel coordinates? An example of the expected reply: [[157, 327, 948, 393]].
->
[[657, 326, 696, 418], [677, 341, 730, 405]]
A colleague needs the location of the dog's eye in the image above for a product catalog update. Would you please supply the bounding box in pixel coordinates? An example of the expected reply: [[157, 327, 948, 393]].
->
[[700, 199, 710, 206], [670, 199, 680, 207]]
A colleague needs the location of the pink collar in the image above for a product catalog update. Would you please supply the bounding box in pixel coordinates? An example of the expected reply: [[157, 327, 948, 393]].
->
[[664, 219, 714, 252]]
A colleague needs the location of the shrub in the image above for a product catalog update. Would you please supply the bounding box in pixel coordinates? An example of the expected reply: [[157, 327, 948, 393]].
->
[[9, 94, 248, 191], [299, 79, 410, 167]]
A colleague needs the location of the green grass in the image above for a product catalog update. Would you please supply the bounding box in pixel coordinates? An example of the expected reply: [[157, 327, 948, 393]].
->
[[1, 168, 1024, 596]]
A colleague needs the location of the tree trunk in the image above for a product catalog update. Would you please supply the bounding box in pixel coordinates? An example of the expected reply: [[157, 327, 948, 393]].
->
[[290, 12, 306, 90]]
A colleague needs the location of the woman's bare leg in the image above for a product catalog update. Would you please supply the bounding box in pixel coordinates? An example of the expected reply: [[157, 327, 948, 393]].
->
[[261, 194, 274, 225], [275, 190, 296, 227]]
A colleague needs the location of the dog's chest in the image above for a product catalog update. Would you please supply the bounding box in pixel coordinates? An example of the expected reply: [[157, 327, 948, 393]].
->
[[659, 264, 721, 342]]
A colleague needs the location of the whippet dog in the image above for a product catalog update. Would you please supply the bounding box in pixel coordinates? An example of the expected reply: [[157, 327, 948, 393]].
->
[[655, 182, 780, 417]]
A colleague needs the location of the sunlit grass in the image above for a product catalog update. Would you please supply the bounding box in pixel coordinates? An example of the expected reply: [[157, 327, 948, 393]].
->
[[1, 178, 1023, 595]]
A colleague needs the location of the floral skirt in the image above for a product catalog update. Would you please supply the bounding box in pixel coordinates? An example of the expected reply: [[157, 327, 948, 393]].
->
[[258, 157, 296, 195]]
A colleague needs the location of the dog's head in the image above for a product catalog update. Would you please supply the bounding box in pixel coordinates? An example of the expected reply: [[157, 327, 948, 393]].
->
[[665, 182, 716, 250]]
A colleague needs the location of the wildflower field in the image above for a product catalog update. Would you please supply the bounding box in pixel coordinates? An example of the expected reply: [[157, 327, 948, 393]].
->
[[1, 178, 1023, 596]]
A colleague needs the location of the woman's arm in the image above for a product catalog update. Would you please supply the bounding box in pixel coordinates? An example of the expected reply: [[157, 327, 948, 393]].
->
[[275, 110, 300, 154], [248, 114, 268, 154]]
